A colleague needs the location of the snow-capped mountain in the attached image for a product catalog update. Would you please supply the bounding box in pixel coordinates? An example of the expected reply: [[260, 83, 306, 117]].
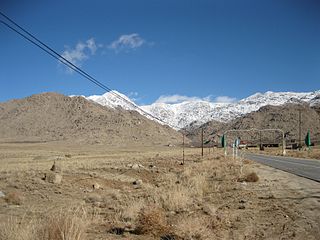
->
[[85, 90, 320, 129], [87, 90, 139, 111]]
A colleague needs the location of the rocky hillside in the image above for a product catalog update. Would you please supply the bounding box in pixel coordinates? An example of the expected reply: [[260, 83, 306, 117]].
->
[[86, 90, 320, 129], [0, 93, 181, 146], [187, 103, 320, 146]]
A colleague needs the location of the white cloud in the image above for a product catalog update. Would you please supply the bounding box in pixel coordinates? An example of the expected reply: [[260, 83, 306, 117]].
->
[[213, 96, 237, 103], [86, 38, 98, 54], [61, 38, 101, 71], [128, 91, 142, 102], [109, 33, 145, 52], [155, 95, 205, 104], [154, 94, 237, 104]]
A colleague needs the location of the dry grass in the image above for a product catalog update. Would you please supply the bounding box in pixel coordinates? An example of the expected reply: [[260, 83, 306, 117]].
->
[[174, 215, 210, 240], [40, 207, 89, 240], [0, 216, 38, 240], [4, 191, 24, 205], [0, 207, 91, 240], [159, 184, 191, 212], [121, 199, 145, 222], [3, 145, 317, 239], [187, 173, 209, 197]]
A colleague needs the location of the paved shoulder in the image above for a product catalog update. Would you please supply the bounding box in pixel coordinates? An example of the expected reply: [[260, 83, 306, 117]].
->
[[244, 152, 320, 182]]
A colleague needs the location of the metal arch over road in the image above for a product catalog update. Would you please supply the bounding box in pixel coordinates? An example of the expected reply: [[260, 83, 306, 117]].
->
[[244, 152, 320, 182], [224, 128, 286, 156]]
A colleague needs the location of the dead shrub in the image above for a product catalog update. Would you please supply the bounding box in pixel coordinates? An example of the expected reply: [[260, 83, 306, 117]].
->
[[245, 172, 259, 182], [39, 207, 90, 240], [4, 191, 24, 205], [135, 206, 172, 236]]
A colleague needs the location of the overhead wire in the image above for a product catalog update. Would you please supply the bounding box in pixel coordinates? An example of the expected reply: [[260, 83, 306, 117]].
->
[[0, 11, 188, 131]]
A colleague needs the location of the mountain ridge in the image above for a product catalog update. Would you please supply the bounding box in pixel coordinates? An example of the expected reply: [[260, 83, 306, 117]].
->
[[85, 90, 320, 129]]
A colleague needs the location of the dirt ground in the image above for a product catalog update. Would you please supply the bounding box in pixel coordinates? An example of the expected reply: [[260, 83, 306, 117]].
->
[[0, 142, 319, 240]]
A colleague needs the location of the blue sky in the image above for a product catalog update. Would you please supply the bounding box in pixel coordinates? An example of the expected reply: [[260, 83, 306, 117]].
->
[[0, 0, 319, 104]]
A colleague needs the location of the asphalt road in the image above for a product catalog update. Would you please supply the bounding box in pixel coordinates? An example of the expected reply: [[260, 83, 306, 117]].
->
[[244, 152, 320, 182]]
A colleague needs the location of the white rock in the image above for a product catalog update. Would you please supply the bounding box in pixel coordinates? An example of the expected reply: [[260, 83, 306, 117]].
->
[[0, 191, 5, 198]]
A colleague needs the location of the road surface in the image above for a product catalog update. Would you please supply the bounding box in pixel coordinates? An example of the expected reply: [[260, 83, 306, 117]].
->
[[244, 152, 320, 182]]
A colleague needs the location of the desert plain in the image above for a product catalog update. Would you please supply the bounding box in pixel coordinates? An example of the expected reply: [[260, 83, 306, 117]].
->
[[0, 142, 319, 240]]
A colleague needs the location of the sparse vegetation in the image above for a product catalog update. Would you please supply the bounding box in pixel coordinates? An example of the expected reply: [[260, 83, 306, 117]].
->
[[0, 207, 90, 240], [174, 215, 210, 239], [0, 217, 38, 240], [4, 191, 24, 205], [0, 144, 319, 239], [40, 207, 89, 240]]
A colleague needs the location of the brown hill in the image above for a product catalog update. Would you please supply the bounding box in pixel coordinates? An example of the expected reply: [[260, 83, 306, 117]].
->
[[187, 103, 320, 146], [0, 92, 182, 146]]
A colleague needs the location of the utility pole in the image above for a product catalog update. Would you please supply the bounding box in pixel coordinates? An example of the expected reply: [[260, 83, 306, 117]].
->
[[201, 128, 204, 157], [299, 109, 302, 151], [259, 130, 262, 150], [182, 133, 185, 165]]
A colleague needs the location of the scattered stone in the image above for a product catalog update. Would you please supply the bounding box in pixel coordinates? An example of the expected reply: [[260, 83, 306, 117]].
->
[[131, 164, 139, 170], [166, 211, 175, 216], [128, 163, 144, 170], [0, 191, 5, 198], [89, 172, 97, 177], [149, 164, 156, 168], [239, 205, 246, 209], [133, 179, 143, 188], [239, 199, 246, 204], [109, 227, 125, 235], [50, 161, 62, 173], [44, 172, 62, 184], [93, 183, 100, 190]]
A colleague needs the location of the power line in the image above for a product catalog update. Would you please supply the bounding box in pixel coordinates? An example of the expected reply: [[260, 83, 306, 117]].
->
[[0, 11, 184, 131]]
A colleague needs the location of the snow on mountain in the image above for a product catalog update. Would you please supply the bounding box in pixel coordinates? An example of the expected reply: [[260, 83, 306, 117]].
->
[[85, 90, 320, 129], [86, 90, 139, 111]]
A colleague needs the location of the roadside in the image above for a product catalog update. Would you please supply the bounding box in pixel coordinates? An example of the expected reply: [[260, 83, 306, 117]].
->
[[247, 146, 320, 160]]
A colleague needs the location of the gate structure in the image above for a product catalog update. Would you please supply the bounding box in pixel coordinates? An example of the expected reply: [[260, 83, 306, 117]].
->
[[223, 128, 286, 156]]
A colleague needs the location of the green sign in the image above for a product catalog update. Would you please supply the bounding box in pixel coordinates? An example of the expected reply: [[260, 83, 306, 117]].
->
[[305, 130, 311, 147], [221, 135, 225, 147]]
